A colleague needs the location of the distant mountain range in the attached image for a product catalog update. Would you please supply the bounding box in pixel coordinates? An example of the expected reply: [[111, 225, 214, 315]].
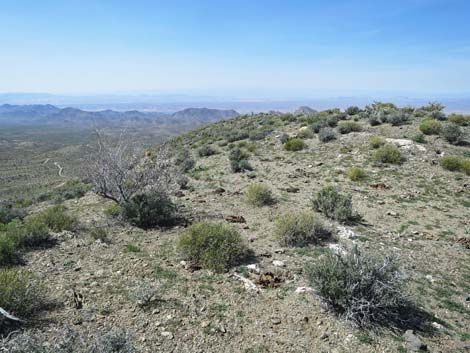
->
[[0, 104, 240, 126]]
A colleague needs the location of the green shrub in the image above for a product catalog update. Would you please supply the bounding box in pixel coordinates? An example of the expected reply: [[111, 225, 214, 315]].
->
[[305, 246, 406, 327], [318, 128, 337, 143], [283, 138, 306, 151], [104, 203, 122, 218], [175, 148, 195, 172], [440, 156, 463, 172], [387, 113, 410, 126], [0, 268, 44, 322], [90, 228, 109, 243], [368, 114, 381, 126], [38, 205, 77, 232], [0, 204, 25, 224], [369, 135, 385, 149], [372, 144, 404, 164], [441, 124, 463, 145], [419, 119, 442, 135], [229, 148, 252, 173], [448, 113, 470, 126], [122, 192, 176, 229], [226, 131, 249, 143], [346, 106, 360, 115], [275, 212, 331, 247], [312, 186, 356, 223], [245, 183, 275, 207], [0, 234, 19, 266], [461, 159, 470, 176], [337, 121, 362, 134], [311, 119, 328, 133], [57, 179, 90, 200], [347, 167, 367, 181], [412, 133, 426, 144], [177, 222, 251, 272], [297, 128, 314, 139], [198, 145, 217, 157], [18, 217, 51, 247]]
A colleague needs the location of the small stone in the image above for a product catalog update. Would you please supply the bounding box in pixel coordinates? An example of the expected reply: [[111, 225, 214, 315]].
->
[[271, 317, 281, 325], [425, 275, 435, 283], [246, 264, 260, 274], [295, 286, 314, 294], [403, 330, 427, 352], [431, 322, 443, 330], [272, 260, 285, 267], [161, 331, 174, 339], [320, 331, 330, 340]]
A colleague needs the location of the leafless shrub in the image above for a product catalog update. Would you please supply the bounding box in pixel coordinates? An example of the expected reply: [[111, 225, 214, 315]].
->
[[85, 130, 177, 204]]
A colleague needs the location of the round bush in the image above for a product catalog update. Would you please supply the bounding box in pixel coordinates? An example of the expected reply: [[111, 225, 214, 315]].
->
[[305, 246, 406, 327], [312, 186, 356, 223], [347, 167, 367, 181], [441, 124, 463, 145], [177, 222, 250, 272], [275, 212, 331, 247], [372, 144, 404, 164], [244, 183, 275, 207], [461, 159, 470, 176], [198, 145, 217, 157], [38, 205, 77, 232], [369, 135, 385, 149], [318, 128, 337, 143], [440, 156, 463, 172], [448, 114, 470, 126], [283, 138, 306, 151], [419, 119, 442, 135], [0, 234, 19, 266], [122, 192, 176, 229], [337, 121, 362, 134], [0, 268, 44, 323]]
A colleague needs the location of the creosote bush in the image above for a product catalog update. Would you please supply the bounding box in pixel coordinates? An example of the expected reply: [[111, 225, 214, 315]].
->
[[305, 246, 407, 328], [283, 138, 306, 151], [448, 113, 470, 126], [440, 156, 461, 171], [369, 135, 385, 149], [312, 186, 356, 223], [412, 133, 426, 144], [347, 167, 367, 181], [244, 183, 275, 207], [177, 222, 251, 272], [441, 124, 464, 145], [198, 145, 217, 157], [372, 144, 404, 164], [0, 234, 18, 266], [318, 128, 337, 143], [38, 205, 77, 232], [229, 148, 252, 173], [419, 118, 442, 135], [275, 212, 331, 247], [121, 191, 176, 229], [337, 121, 362, 134], [0, 268, 44, 324]]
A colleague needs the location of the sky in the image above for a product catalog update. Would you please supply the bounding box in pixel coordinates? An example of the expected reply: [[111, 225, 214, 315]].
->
[[1, 0, 470, 98]]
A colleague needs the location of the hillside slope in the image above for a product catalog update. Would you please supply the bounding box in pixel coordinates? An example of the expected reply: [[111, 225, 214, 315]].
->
[[1, 105, 470, 352]]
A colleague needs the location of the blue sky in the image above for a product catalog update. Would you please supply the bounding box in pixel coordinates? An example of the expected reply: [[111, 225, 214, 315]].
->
[[1, 0, 470, 98]]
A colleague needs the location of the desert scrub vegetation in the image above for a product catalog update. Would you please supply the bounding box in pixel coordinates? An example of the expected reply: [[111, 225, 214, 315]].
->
[[175, 148, 195, 172], [372, 144, 404, 164], [419, 118, 442, 135], [369, 135, 385, 149], [0, 234, 18, 266], [37, 205, 77, 232], [275, 212, 331, 247], [305, 246, 407, 328], [197, 145, 217, 157], [2, 327, 137, 353], [412, 132, 426, 144], [0, 268, 44, 327], [177, 222, 251, 272], [121, 191, 177, 229], [318, 128, 337, 143], [312, 186, 357, 223], [337, 121, 362, 134], [346, 167, 367, 181], [441, 123, 464, 145], [0, 203, 26, 224], [245, 183, 275, 207], [229, 148, 252, 173], [38, 178, 91, 203], [448, 113, 470, 126], [440, 156, 470, 175], [2, 217, 51, 248], [283, 138, 306, 151]]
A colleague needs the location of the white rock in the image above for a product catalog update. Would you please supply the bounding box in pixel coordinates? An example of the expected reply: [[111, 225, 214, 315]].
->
[[385, 138, 427, 152], [272, 260, 286, 267], [328, 243, 347, 255], [337, 226, 357, 240], [431, 322, 443, 330], [425, 274, 435, 283], [295, 286, 314, 294], [246, 264, 260, 274]]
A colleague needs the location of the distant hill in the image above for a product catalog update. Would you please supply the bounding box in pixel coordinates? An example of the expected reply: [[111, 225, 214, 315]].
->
[[0, 104, 240, 126]]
